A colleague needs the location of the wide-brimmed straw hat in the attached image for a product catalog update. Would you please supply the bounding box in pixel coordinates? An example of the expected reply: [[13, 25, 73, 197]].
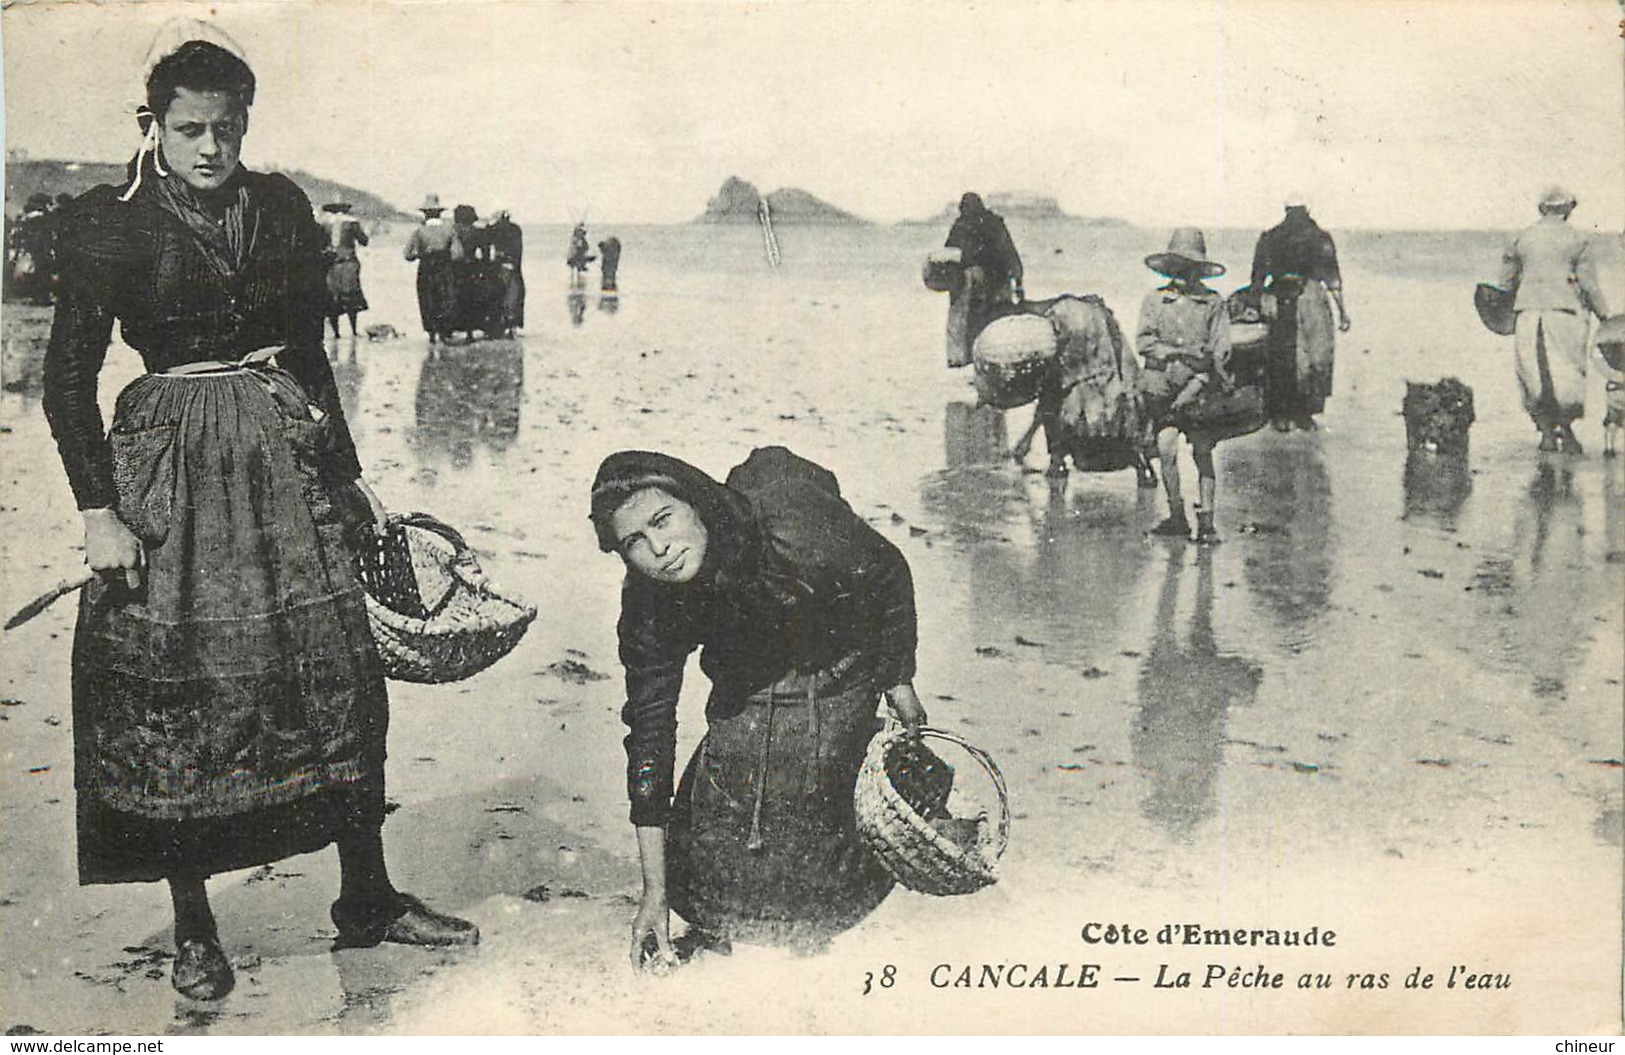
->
[[1539, 185, 1576, 210], [420, 192, 443, 214], [1145, 228, 1225, 278]]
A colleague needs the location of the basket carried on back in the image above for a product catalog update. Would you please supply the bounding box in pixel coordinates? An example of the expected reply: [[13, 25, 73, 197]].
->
[[972, 312, 1056, 409], [354, 512, 537, 684], [854, 725, 1010, 896]]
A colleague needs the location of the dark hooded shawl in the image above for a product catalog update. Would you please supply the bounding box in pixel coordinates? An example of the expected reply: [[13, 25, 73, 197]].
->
[[590, 446, 918, 826]]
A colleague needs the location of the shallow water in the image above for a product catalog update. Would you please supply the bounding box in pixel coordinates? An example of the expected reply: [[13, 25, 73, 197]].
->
[[0, 218, 1620, 1034]]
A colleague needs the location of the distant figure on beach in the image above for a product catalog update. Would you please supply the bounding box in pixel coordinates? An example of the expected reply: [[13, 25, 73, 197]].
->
[[943, 192, 1024, 363], [590, 446, 925, 966], [1137, 228, 1233, 544], [485, 208, 525, 336], [567, 222, 594, 288], [450, 203, 495, 340], [42, 25, 475, 1004], [404, 192, 463, 343], [1248, 195, 1349, 432], [598, 235, 622, 292], [320, 201, 369, 337], [5, 192, 57, 304], [1497, 186, 1611, 454]]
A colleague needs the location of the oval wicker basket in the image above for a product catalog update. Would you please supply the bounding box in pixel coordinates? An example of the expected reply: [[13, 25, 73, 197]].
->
[[854, 725, 1010, 896], [354, 512, 537, 684]]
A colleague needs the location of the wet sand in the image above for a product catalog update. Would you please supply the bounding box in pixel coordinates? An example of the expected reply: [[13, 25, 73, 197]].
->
[[0, 221, 1620, 1034]]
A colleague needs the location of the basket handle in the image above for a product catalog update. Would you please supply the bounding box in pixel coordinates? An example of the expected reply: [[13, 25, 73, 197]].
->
[[884, 722, 1012, 861], [387, 512, 493, 594]]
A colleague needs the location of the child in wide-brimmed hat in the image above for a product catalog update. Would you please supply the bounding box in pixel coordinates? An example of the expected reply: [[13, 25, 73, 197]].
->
[[1136, 228, 1233, 543]]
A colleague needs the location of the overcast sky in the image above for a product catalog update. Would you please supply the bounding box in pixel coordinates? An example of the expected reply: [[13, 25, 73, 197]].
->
[[3, 0, 1622, 230]]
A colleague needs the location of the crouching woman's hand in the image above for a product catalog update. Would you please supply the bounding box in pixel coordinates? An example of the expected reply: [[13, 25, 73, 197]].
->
[[631, 825, 678, 971]]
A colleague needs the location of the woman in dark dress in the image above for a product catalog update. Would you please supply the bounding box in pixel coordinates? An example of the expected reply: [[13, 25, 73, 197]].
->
[[590, 446, 927, 966], [320, 201, 369, 337], [42, 30, 475, 1003], [1248, 198, 1351, 432]]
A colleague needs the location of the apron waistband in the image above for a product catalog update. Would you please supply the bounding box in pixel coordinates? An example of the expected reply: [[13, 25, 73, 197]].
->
[[158, 346, 284, 377]]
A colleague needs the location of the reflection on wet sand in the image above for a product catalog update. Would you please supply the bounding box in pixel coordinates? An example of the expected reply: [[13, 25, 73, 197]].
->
[[1132, 550, 1263, 839], [920, 471, 1157, 666], [1402, 448, 1473, 531], [1480, 460, 1591, 701], [328, 338, 362, 422], [410, 340, 524, 470], [1223, 438, 1335, 636], [567, 291, 587, 327], [597, 294, 620, 315], [943, 401, 1007, 469]]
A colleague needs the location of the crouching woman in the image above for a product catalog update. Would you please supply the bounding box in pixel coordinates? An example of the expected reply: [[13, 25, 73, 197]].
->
[[589, 447, 926, 966]]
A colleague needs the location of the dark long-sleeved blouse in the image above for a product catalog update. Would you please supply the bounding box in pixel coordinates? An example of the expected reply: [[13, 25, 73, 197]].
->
[[615, 447, 918, 827], [42, 170, 362, 511], [1249, 211, 1342, 292], [946, 208, 1023, 287]]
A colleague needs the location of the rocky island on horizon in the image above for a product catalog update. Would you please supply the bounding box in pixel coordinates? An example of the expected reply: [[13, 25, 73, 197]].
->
[[696, 176, 868, 226], [901, 191, 1134, 228]]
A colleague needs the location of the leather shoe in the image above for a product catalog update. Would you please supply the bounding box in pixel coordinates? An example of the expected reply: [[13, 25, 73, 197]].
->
[[173, 938, 235, 1001], [332, 892, 479, 950]]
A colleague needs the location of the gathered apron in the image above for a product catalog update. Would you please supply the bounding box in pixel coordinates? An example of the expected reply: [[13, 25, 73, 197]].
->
[[72, 349, 388, 884], [667, 655, 894, 947], [1514, 309, 1589, 427], [1265, 277, 1336, 419]]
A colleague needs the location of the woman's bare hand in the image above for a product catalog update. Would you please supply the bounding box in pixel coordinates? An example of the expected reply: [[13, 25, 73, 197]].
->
[[82, 508, 142, 589], [353, 476, 389, 533], [630, 891, 677, 972], [885, 682, 927, 733]]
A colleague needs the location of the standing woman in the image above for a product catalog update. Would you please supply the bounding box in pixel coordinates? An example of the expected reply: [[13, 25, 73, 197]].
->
[[486, 208, 526, 337], [1498, 186, 1612, 454], [404, 193, 463, 343], [320, 200, 370, 338], [590, 446, 927, 964], [1248, 196, 1350, 432], [42, 26, 476, 1003]]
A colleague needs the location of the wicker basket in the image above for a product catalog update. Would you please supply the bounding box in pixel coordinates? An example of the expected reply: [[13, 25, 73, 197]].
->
[[922, 248, 963, 292], [972, 313, 1056, 409], [854, 725, 1010, 896], [1597, 315, 1625, 373], [354, 512, 537, 684]]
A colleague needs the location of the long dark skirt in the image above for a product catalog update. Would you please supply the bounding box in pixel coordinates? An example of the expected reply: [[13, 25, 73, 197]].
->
[[326, 255, 368, 315], [667, 660, 894, 947], [72, 365, 389, 884], [415, 253, 457, 335], [500, 267, 526, 330]]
